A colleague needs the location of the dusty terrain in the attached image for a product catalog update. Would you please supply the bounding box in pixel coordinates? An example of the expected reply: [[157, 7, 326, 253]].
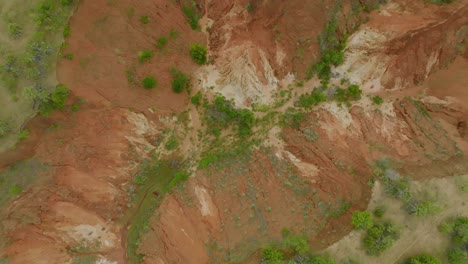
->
[[0, 0, 467, 264]]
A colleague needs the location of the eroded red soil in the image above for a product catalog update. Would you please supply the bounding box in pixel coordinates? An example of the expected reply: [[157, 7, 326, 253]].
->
[[0, 0, 467, 264]]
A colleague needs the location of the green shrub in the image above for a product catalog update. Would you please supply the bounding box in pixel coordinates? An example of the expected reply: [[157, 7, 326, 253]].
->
[[309, 255, 336, 264], [245, 2, 254, 12], [439, 217, 468, 264], [281, 108, 305, 129], [156, 37, 168, 49], [205, 95, 255, 137], [182, 4, 201, 30], [166, 171, 189, 190], [165, 136, 179, 150], [7, 23, 23, 39], [170, 67, 190, 93], [9, 184, 23, 196], [371, 96, 384, 105], [428, 0, 454, 5], [16, 129, 30, 140], [262, 247, 284, 264], [63, 24, 70, 37], [335, 84, 362, 102], [170, 29, 179, 38], [139, 16, 150, 24], [373, 206, 386, 218], [405, 199, 441, 217], [138, 50, 153, 63], [281, 233, 309, 254], [351, 211, 373, 230], [405, 253, 441, 264], [61, 0, 73, 6], [63, 53, 74, 60], [0, 120, 12, 138], [189, 44, 207, 65], [295, 89, 327, 109], [142, 76, 157, 89], [363, 222, 398, 255], [40, 84, 70, 115], [191, 91, 202, 106]]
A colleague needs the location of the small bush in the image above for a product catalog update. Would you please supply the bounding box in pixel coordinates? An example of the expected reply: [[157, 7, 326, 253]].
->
[[351, 211, 373, 230], [191, 91, 202, 106], [156, 37, 168, 49], [335, 84, 362, 102], [363, 222, 398, 256], [139, 16, 150, 24], [170, 67, 190, 93], [138, 50, 153, 63], [166, 171, 189, 190], [371, 95, 384, 105], [405, 253, 441, 264], [189, 44, 207, 65], [262, 247, 284, 264], [142, 76, 157, 89], [165, 136, 179, 150]]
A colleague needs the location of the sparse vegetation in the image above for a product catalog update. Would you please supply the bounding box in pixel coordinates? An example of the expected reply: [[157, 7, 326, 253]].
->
[[142, 76, 157, 89], [138, 50, 153, 63], [427, 0, 454, 5], [8, 184, 22, 196], [189, 44, 207, 65], [245, 2, 254, 12], [405, 199, 442, 217], [170, 67, 190, 93], [351, 211, 373, 230]]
